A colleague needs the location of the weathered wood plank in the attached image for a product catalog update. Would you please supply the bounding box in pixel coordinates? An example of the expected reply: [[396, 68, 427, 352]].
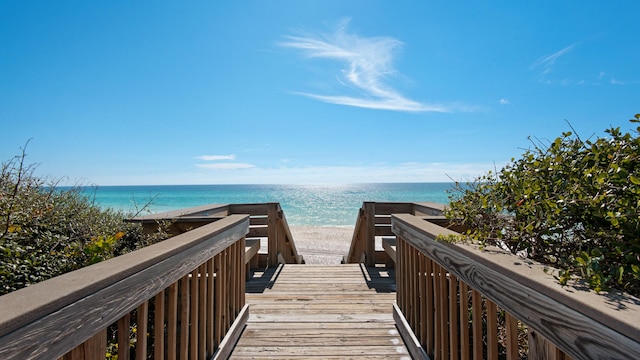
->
[[230, 264, 408, 358], [392, 213, 640, 360], [0, 215, 250, 360]]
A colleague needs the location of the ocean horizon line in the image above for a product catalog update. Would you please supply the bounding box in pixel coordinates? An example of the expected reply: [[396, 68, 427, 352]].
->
[[70, 183, 454, 226]]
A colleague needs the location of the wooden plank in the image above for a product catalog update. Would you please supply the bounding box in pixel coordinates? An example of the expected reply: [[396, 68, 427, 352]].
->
[[154, 290, 165, 360], [212, 304, 249, 360], [364, 202, 376, 266], [505, 312, 519, 360], [393, 303, 431, 360], [135, 301, 148, 360], [382, 238, 397, 263], [0, 215, 249, 353], [471, 289, 483, 360], [267, 203, 278, 266], [128, 204, 230, 222], [118, 313, 130, 360], [231, 264, 409, 358], [392, 213, 640, 360], [167, 283, 178, 360]]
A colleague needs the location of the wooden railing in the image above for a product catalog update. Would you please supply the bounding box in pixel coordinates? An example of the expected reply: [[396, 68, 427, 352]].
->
[[0, 214, 250, 360], [345, 202, 447, 266], [391, 213, 640, 360], [130, 202, 303, 267]]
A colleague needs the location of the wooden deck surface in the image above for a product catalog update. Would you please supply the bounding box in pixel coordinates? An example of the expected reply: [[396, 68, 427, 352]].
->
[[229, 264, 411, 359]]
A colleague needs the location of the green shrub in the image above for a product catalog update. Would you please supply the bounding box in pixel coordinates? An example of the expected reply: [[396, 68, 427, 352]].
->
[[446, 114, 640, 296], [0, 144, 168, 295]]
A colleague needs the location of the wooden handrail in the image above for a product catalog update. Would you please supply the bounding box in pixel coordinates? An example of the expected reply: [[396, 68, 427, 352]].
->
[[129, 202, 304, 267], [345, 202, 446, 266], [391, 212, 640, 360], [0, 214, 250, 360]]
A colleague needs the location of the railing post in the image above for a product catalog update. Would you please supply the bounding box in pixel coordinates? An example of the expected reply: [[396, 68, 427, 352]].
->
[[267, 203, 278, 266], [364, 202, 375, 266]]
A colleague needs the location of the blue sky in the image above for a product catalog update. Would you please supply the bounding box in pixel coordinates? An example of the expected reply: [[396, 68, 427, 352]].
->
[[1, 1, 638, 185]]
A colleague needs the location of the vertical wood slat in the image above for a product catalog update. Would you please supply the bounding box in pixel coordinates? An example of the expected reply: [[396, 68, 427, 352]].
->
[[223, 248, 231, 330], [487, 300, 498, 360], [505, 312, 519, 360], [419, 252, 427, 348], [407, 242, 415, 335], [438, 263, 449, 359], [396, 238, 407, 319], [118, 313, 131, 360], [189, 269, 199, 360], [154, 290, 165, 360], [239, 237, 246, 307], [198, 263, 207, 360], [425, 255, 434, 357], [472, 289, 483, 360], [529, 329, 570, 360], [267, 203, 278, 266], [364, 202, 376, 266], [179, 276, 189, 360], [214, 251, 224, 346], [459, 282, 470, 360], [62, 329, 107, 360], [167, 283, 178, 360], [449, 274, 459, 360], [136, 301, 148, 360], [206, 258, 214, 356]]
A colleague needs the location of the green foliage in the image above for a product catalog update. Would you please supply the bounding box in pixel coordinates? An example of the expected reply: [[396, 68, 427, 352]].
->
[[0, 144, 169, 295], [447, 115, 640, 296]]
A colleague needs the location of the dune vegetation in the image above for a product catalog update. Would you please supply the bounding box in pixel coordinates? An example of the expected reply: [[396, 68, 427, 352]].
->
[[447, 114, 640, 296]]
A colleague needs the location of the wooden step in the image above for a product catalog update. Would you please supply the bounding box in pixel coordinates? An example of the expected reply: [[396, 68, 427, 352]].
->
[[229, 264, 410, 359]]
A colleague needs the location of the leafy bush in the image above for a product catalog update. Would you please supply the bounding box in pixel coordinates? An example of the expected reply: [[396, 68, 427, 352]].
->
[[446, 115, 640, 296], [0, 145, 168, 295]]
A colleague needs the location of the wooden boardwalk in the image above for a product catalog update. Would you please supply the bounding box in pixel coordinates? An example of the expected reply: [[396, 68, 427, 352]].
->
[[229, 264, 411, 359]]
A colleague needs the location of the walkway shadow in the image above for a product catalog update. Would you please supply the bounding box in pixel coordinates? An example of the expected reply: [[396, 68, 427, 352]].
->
[[359, 263, 397, 293], [245, 264, 284, 293]]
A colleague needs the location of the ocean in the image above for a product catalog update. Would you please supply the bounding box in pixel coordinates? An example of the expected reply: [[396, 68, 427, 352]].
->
[[78, 183, 453, 226]]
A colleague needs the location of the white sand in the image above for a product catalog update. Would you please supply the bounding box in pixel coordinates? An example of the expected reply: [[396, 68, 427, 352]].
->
[[288, 226, 354, 264]]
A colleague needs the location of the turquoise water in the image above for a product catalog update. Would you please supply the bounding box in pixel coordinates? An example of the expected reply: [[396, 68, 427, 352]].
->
[[76, 183, 453, 226]]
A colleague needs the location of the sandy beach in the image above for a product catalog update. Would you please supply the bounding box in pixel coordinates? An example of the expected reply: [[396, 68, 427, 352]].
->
[[288, 225, 354, 264]]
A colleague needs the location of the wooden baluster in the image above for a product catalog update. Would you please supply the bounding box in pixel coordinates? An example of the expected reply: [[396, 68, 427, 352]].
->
[[118, 313, 131, 360], [189, 268, 199, 360], [214, 252, 224, 346], [459, 282, 470, 360], [206, 258, 215, 356], [62, 329, 107, 360], [419, 252, 427, 348], [179, 276, 189, 360], [449, 274, 459, 360], [505, 312, 519, 360], [471, 289, 483, 360], [167, 283, 178, 360], [486, 301, 498, 360], [154, 290, 165, 360], [198, 262, 207, 360], [136, 301, 148, 360], [425, 256, 435, 357]]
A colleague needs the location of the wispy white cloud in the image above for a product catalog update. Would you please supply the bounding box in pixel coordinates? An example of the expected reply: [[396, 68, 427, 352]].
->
[[195, 154, 236, 161], [195, 163, 255, 170], [499, 98, 510, 105], [195, 154, 255, 170], [280, 18, 446, 113], [531, 44, 576, 74]]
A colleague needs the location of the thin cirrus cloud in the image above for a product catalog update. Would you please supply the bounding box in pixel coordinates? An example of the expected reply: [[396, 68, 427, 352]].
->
[[280, 18, 447, 113], [196, 163, 255, 170], [530, 43, 576, 79], [195, 154, 255, 170]]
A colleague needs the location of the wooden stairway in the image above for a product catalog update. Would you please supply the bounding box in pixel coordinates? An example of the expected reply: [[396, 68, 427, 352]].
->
[[229, 264, 411, 359]]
